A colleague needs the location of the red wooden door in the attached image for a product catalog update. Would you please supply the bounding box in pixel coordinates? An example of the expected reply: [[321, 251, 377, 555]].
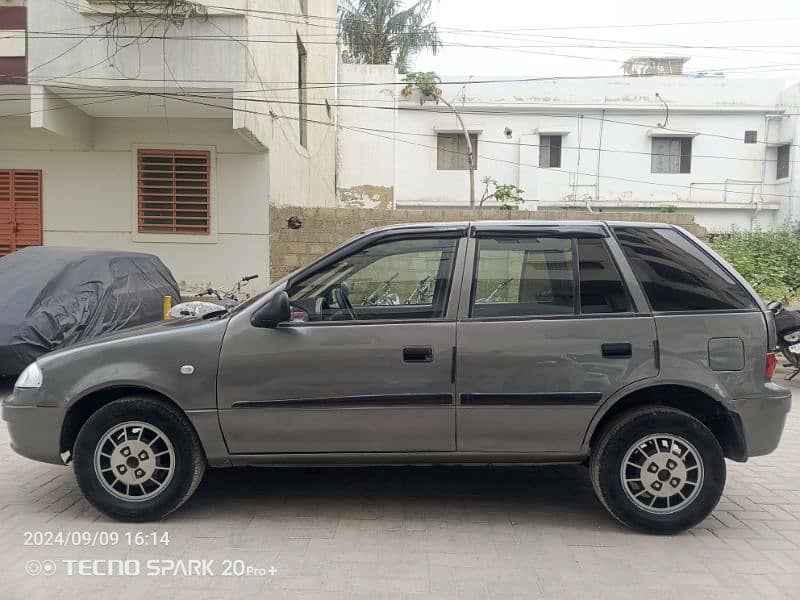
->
[[0, 170, 42, 257]]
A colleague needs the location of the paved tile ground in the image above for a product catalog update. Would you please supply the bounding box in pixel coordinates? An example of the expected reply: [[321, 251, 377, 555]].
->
[[0, 375, 798, 600]]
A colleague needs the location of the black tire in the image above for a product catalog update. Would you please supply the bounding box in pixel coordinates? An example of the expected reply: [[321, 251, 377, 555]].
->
[[590, 406, 725, 534], [73, 396, 206, 522]]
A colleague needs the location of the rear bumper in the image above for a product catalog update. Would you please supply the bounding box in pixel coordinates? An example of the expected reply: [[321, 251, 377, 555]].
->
[[2, 403, 65, 465], [726, 383, 791, 459]]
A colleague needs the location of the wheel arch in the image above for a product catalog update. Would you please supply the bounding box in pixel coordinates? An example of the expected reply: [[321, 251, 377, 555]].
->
[[59, 386, 189, 462], [585, 383, 747, 462]]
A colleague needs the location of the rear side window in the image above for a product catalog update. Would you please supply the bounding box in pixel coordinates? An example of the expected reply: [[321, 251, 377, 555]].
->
[[614, 227, 755, 312], [577, 238, 632, 313], [471, 236, 574, 318]]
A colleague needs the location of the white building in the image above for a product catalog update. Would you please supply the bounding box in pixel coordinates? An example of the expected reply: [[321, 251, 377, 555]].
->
[[337, 59, 800, 233], [0, 0, 337, 289]]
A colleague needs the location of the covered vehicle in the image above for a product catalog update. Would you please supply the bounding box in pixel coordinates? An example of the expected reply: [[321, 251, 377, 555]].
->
[[0, 247, 180, 376]]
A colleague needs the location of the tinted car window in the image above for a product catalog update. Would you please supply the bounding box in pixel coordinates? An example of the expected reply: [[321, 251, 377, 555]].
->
[[471, 236, 574, 318], [577, 238, 632, 314], [287, 237, 458, 322], [614, 227, 755, 311]]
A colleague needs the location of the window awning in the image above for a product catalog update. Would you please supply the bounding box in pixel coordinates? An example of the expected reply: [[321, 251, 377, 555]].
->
[[647, 128, 698, 138], [533, 129, 570, 136], [433, 126, 483, 134]]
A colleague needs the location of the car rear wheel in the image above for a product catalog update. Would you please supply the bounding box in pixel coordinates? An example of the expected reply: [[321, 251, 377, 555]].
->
[[73, 396, 206, 522], [590, 406, 725, 534]]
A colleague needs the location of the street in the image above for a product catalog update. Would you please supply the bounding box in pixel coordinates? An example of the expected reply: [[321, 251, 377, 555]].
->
[[0, 376, 798, 600]]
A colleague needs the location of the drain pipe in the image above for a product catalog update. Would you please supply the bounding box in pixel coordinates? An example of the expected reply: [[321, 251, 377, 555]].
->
[[754, 114, 783, 228], [595, 110, 606, 208]]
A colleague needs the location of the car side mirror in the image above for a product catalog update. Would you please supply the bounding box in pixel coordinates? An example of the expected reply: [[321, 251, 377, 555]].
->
[[250, 291, 291, 328]]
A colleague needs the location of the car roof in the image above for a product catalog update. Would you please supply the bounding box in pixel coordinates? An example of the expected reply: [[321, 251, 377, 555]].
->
[[361, 220, 677, 235]]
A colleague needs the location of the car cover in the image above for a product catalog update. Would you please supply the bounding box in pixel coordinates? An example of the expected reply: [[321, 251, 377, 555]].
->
[[0, 247, 181, 376]]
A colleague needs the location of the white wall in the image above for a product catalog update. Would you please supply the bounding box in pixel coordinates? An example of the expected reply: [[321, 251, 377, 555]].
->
[[336, 63, 398, 208], [338, 67, 796, 232], [0, 118, 269, 291]]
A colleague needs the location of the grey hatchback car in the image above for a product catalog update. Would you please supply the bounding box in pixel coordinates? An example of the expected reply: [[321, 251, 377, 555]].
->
[[3, 221, 791, 533]]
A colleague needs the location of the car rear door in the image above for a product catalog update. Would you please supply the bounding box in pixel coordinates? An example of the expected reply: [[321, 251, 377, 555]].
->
[[454, 224, 658, 455]]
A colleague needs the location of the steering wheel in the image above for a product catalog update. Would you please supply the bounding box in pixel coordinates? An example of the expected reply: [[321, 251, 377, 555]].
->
[[333, 283, 358, 321]]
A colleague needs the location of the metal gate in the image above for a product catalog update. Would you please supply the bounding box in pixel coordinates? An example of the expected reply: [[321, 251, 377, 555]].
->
[[0, 170, 42, 257]]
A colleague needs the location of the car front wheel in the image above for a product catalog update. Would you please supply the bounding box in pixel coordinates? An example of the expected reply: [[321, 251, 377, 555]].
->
[[590, 406, 725, 534], [73, 396, 206, 522]]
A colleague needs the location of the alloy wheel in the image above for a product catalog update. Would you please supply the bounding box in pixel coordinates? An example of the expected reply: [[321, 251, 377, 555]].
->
[[620, 433, 704, 515], [93, 421, 176, 502]]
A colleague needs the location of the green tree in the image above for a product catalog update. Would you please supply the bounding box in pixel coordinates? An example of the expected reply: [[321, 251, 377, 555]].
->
[[338, 0, 441, 73], [711, 226, 800, 302], [480, 177, 524, 210]]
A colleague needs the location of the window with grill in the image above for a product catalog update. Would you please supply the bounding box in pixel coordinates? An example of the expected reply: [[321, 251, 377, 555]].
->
[[651, 137, 692, 174], [777, 144, 791, 180], [137, 149, 210, 235], [744, 130, 758, 144]]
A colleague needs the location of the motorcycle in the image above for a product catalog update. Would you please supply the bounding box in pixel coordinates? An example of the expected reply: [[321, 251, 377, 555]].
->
[[361, 273, 400, 306], [405, 275, 434, 305], [476, 278, 512, 304], [170, 274, 259, 318], [758, 281, 800, 380]]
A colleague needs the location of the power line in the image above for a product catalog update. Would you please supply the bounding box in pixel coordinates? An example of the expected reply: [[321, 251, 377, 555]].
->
[[8, 82, 795, 153], [152, 89, 796, 200], [1, 85, 793, 198], [11, 85, 784, 201]]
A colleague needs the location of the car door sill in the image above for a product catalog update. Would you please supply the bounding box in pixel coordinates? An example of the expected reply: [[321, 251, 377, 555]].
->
[[224, 451, 587, 467]]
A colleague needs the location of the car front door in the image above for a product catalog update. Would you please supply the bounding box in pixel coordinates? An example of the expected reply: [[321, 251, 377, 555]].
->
[[455, 225, 658, 455], [217, 229, 466, 454]]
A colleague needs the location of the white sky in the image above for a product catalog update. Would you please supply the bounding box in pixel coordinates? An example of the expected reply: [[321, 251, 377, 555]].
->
[[410, 0, 800, 83]]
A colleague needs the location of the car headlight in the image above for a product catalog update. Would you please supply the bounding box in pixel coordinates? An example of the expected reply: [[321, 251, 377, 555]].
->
[[785, 331, 800, 343], [14, 362, 43, 389]]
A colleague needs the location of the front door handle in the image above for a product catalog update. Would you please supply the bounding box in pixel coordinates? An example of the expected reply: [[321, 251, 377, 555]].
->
[[602, 342, 632, 359], [403, 346, 433, 363]]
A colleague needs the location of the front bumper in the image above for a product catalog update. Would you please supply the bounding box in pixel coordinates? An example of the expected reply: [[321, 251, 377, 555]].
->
[[2, 397, 65, 465], [726, 383, 792, 458]]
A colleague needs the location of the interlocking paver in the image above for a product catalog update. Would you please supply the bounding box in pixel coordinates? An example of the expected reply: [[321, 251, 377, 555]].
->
[[1, 373, 798, 600]]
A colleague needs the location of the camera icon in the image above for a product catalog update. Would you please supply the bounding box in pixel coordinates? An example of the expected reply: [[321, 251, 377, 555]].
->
[[25, 560, 42, 576], [25, 560, 56, 576]]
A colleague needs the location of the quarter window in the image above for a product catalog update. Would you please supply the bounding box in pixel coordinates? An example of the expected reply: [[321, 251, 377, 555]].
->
[[614, 227, 755, 312], [470, 236, 575, 318], [287, 237, 458, 322], [651, 137, 692, 174], [578, 238, 632, 313]]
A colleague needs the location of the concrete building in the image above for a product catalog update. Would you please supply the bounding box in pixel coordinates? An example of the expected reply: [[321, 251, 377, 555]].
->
[[0, 0, 337, 289], [337, 60, 800, 233]]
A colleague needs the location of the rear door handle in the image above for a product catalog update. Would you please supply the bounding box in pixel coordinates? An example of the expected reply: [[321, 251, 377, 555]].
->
[[403, 346, 433, 363], [602, 342, 632, 359]]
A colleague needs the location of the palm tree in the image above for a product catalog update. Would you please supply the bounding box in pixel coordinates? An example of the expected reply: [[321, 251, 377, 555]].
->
[[338, 0, 441, 73]]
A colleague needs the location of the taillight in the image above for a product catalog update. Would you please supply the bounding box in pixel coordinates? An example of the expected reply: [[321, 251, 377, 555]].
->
[[765, 352, 777, 380]]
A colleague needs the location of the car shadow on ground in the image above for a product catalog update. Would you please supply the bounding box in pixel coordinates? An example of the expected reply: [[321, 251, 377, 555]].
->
[[177, 463, 618, 531]]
